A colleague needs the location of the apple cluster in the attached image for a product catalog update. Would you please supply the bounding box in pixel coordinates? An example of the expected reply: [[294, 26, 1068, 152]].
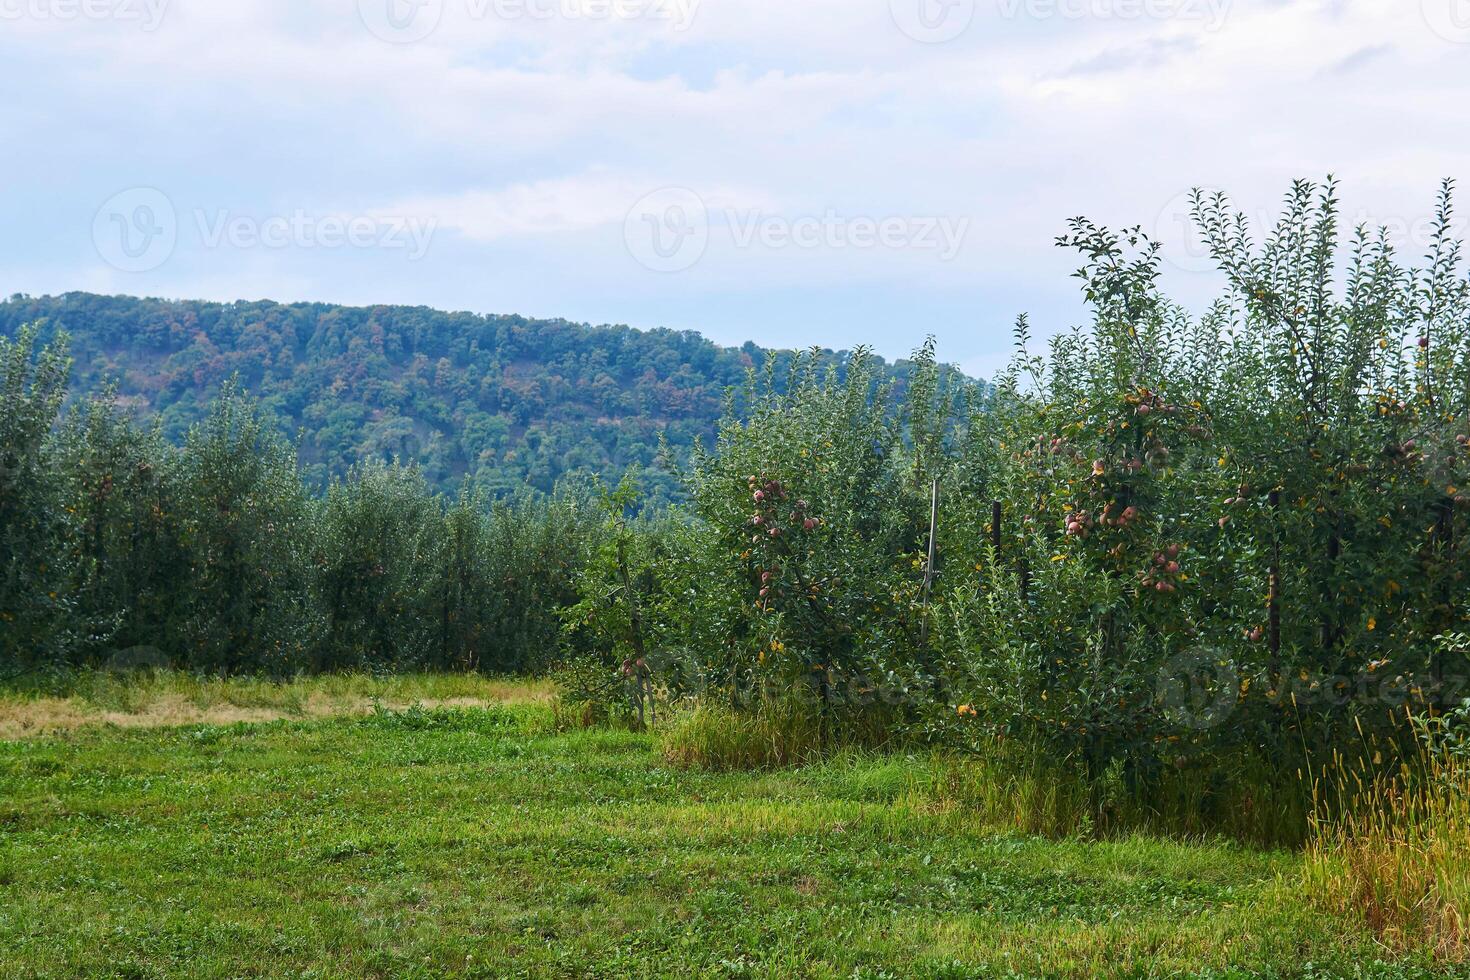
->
[[1139, 544, 1184, 594], [746, 474, 822, 611]]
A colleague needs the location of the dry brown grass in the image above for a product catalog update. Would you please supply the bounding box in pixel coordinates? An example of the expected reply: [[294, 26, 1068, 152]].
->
[[0, 672, 554, 740]]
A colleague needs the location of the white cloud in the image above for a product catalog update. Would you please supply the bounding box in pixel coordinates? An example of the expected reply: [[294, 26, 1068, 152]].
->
[[388, 173, 770, 241], [3, 0, 1469, 369]]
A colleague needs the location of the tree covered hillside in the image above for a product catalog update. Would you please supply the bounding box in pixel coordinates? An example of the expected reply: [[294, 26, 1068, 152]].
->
[[0, 293, 953, 498]]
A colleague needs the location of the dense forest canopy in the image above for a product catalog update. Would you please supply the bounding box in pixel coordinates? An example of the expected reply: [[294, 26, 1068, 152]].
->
[[0, 293, 959, 500]]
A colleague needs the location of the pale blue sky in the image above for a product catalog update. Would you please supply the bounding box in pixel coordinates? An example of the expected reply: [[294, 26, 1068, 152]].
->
[[3, 0, 1469, 377]]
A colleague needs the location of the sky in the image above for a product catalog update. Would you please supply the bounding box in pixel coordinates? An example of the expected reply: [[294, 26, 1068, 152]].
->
[[2, 0, 1469, 378]]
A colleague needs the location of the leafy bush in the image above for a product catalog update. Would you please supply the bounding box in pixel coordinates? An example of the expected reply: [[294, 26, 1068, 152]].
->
[[172, 383, 323, 675], [0, 336, 600, 678], [316, 461, 442, 671], [52, 387, 182, 664], [931, 181, 1470, 829], [683, 347, 945, 734], [0, 325, 75, 675]]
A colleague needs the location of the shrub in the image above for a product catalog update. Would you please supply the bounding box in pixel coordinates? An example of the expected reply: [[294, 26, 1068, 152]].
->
[[548, 653, 645, 730], [932, 180, 1470, 836], [0, 326, 75, 675], [474, 485, 602, 674], [684, 346, 943, 732], [171, 382, 324, 675], [316, 461, 443, 671], [52, 388, 185, 665]]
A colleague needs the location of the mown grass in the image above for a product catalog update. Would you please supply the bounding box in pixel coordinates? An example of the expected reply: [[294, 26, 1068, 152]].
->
[[0, 696, 1453, 978]]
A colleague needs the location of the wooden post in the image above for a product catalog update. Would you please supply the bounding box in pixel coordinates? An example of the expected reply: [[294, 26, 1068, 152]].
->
[[991, 500, 1002, 556], [616, 527, 647, 664], [617, 524, 650, 730], [1268, 490, 1282, 691], [1431, 496, 1455, 709], [1322, 515, 1342, 655], [920, 478, 940, 644]]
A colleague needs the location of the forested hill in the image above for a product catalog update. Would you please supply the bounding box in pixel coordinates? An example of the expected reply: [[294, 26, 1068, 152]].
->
[[0, 292, 960, 499]]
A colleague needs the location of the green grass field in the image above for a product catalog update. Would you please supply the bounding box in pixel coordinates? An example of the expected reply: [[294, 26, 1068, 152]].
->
[[0, 686, 1452, 978]]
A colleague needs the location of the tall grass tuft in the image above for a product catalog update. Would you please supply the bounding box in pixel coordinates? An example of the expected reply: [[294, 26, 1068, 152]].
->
[[914, 739, 1307, 843], [1304, 711, 1470, 961], [920, 743, 1093, 839], [660, 699, 831, 771]]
